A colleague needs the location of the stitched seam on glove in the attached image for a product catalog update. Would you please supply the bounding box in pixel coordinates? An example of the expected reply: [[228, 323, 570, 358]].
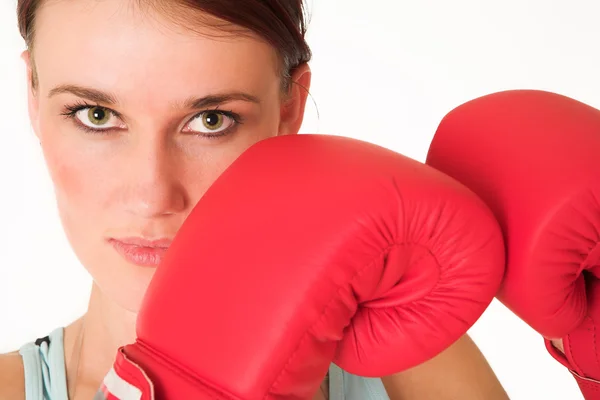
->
[[567, 331, 584, 374], [268, 241, 446, 397], [573, 370, 600, 391], [566, 314, 600, 379], [267, 244, 397, 398]]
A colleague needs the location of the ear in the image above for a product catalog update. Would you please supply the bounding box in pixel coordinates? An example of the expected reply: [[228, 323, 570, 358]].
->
[[278, 63, 312, 136], [21, 50, 41, 140]]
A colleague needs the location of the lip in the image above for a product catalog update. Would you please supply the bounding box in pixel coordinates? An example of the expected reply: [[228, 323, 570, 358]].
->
[[108, 237, 172, 267]]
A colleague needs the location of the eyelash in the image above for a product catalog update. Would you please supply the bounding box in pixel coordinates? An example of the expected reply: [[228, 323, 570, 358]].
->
[[59, 100, 243, 137]]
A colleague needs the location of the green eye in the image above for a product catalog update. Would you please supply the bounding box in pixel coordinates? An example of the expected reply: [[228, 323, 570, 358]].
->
[[202, 112, 224, 131], [186, 111, 237, 136], [87, 107, 110, 126]]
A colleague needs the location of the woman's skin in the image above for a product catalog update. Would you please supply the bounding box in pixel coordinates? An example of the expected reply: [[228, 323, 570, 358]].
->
[[1, 1, 509, 399]]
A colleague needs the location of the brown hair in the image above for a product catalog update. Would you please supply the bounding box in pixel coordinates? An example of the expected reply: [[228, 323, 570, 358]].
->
[[17, 0, 312, 91]]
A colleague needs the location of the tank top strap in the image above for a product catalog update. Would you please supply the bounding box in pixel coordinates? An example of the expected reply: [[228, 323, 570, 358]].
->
[[18, 327, 68, 400]]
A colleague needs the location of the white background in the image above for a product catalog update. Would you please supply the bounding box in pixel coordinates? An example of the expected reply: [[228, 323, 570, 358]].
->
[[1, 0, 599, 398]]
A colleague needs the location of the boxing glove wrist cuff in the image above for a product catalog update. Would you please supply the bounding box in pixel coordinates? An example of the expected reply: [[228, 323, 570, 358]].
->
[[119, 342, 242, 400], [545, 339, 600, 399], [97, 347, 154, 400], [572, 371, 600, 399]]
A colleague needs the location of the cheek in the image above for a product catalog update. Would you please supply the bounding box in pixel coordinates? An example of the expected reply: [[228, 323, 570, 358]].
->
[[37, 114, 112, 240], [38, 121, 151, 312], [41, 137, 105, 217], [41, 139, 110, 280]]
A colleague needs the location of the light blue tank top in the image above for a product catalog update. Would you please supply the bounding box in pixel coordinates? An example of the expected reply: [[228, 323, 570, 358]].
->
[[19, 328, 390, 400]]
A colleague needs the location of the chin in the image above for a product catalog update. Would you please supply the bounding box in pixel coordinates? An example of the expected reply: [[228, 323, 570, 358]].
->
[[90, 256, 157, 314], [118, 270, 155, 313]]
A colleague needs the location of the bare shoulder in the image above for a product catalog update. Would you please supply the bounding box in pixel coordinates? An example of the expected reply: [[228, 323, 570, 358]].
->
[[0, 351, 25, 399]]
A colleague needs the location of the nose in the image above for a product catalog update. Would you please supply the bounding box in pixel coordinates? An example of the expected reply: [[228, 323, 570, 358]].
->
[[122, 136, 187, 218]]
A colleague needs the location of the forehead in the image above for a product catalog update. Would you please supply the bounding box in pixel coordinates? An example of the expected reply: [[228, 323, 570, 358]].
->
[[32, 0, 280, 101]]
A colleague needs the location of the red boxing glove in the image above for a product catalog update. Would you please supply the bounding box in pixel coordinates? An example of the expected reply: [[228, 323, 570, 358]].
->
[[427, 90, 600, 399], [99, 134, 505, 400]]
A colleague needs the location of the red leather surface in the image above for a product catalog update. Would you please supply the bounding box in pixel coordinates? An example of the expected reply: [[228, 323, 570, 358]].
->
[[427, 90, 600, 398], [115, 134, 505, 399]]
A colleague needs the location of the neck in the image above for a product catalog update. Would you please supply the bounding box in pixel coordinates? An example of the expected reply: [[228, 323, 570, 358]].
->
[[64, 283, 138, 391]]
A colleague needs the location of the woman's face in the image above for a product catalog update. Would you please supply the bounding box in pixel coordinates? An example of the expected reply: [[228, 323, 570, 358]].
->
[[25, 0, 310, 312]]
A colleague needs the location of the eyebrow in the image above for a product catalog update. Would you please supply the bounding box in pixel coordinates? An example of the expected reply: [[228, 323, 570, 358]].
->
[[48, 84, 261, 109]]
